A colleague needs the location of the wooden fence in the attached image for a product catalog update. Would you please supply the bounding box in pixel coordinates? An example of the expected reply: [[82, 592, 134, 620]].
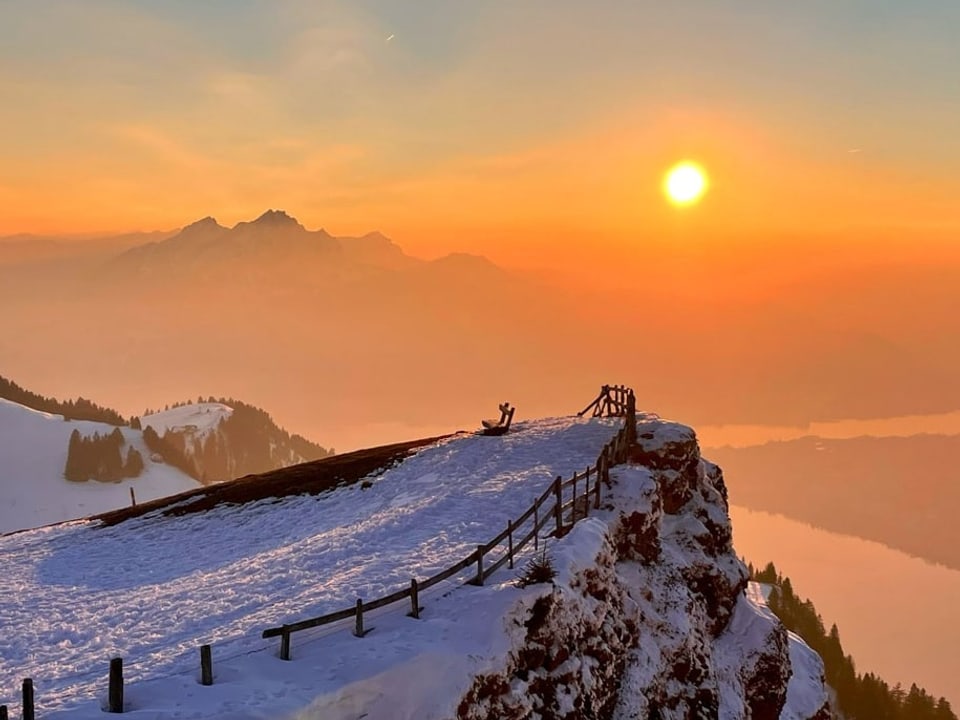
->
[[0, 385, 637, 715], [578, 383, 633, 419], [261, 385, 637, 660]]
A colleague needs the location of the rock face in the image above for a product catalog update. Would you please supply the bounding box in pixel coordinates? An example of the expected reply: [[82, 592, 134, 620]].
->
[[456, 415, 830, 720]]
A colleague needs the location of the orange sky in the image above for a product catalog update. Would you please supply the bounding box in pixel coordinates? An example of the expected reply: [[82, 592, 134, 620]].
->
[[2, 2, 959, 267]]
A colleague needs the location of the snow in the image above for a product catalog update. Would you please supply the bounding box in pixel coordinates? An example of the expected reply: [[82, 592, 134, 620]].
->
[[139, 403, 233, 439], [747, 583, 829, 720], [0, 410, 829, 719], [713, 583, 786, 719], [0, 415, 620, 718], [0, 399, 200, 535]]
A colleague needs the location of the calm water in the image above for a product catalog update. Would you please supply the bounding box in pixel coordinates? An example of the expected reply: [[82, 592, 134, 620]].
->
[[699, 410, 960, 448], [730, 506, 960, 707]]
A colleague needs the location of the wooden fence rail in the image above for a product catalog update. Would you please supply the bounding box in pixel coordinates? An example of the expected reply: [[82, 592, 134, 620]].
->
[[2, 385, 638, 710], [261, 385, 636, 659]]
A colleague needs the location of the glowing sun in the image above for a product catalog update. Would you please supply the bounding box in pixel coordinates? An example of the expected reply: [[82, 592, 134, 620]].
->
[[664, 161, 709, 206]]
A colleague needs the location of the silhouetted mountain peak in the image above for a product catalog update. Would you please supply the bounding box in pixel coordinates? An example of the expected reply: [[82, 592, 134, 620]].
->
[[177, 216, 227, 238], [243, 209, 303, 230], [186, 216, 222, 230]]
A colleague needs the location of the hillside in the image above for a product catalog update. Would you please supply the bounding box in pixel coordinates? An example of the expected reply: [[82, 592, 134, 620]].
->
[[139, 399, 333, 483], [0, 399, 199, 534], [751, 562, 956, 720], [0, 378, 333, 533], [708, 434, 960, 570], [0, 407, 830, 719], [0, 374, 127, 425]]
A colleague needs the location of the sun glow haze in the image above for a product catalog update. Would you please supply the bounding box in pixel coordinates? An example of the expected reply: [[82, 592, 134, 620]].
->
[[664, 162, 709, 206]]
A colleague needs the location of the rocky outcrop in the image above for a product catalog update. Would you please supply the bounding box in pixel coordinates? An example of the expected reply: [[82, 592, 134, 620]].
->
[[456, 522, 637, 720], [456, 415, 831, 720]]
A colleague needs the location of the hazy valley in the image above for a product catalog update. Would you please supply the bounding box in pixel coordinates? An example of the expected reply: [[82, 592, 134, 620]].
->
[[2, 212, 959, 454], [711, 433, 960, 571]]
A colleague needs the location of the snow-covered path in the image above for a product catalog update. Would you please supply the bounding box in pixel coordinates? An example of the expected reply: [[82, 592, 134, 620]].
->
[[0, 415, 619, 715]]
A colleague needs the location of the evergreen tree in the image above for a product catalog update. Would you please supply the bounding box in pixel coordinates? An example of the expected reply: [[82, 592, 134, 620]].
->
[[751, 561, 956, 720], [142, 425, 162, 455], [64, 429, 85, 481], [123, 447, 145, 478], [0, 374, 127, 425]]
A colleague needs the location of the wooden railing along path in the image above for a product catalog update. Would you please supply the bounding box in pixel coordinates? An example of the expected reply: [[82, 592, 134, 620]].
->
[[0, 386, 638, 717], [261, 385, 637, 660]]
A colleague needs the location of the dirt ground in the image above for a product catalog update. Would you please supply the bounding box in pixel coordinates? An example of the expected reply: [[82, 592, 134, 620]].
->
[[95, 433, 457, 527]]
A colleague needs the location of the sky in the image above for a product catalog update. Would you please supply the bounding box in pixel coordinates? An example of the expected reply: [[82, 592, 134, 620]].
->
[[1, 1, 959, 262]]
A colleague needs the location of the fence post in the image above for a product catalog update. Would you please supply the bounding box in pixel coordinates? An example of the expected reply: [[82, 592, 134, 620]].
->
[[129, 487, 136, 507], [508, 519, 514, 569], [280, 628, 291, 661], [572, 474, 578, 523], [474, 545, 484, 585], [21, 679, 34, 720], [534, 501, 539, 551], [627, 391, 636, 444], [108, 657, 123, 713], [595, 456, 603, 508], [200, 644, 213, 686], [554, 476, 563, 536], [585, 466, 591, 515], [354, 599, 365, 637], [584, 468, 590, 517], [409, 579, 420, 618], [0, 703, 7, 720]]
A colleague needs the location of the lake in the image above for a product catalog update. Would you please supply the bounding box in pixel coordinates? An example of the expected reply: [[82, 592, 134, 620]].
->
[[730, 506, 960, 708]]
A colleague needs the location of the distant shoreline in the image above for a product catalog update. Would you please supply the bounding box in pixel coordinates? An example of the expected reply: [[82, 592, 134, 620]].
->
[[700, 409, 960, 449]]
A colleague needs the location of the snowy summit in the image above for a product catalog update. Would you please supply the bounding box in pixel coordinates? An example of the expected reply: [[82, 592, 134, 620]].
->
[[140, 403, 233, 440], [0, 402, 830, 719]]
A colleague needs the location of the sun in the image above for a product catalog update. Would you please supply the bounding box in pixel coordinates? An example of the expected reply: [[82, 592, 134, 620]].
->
[[664, 161, 709, 206]]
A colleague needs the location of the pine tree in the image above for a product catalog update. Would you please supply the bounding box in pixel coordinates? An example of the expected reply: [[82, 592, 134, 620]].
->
[[100, 436, 124, 482], [751, 561, 956, 720], [142, 425, 162, 455], [64, 429, 85, 481], [123, 447, 144, 478]]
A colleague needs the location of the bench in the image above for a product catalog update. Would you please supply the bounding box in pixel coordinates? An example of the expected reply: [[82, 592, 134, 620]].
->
[[480, 402, 515, 436]]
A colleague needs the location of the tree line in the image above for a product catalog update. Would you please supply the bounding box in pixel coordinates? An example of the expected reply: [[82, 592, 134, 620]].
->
[[750, 561, 955, 720], [140, 396, 332, 483], [64, 428, 144, 482], [1, 374, 128, 425]]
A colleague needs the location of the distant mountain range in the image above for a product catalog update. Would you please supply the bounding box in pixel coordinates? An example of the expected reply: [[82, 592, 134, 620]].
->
[[108, 210, 422, 281], [2, 209, 959, 453], [0, 375, 332, 534], [0, 210, 575, 451], [709, 433, 960, 570]]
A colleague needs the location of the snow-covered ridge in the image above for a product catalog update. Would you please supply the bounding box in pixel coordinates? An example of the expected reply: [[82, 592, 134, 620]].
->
[[0, 412, 830, 719], [140, 402, 233, 439], [0, 398, 200, 535]]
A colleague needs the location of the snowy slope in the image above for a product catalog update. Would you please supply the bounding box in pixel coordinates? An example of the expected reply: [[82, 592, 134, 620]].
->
[[0, 415, 621, 717], [0, 399, 200, 534], [0, 412, 829, 719], [140, 403, 233, 439], [742, 583, 829, 720]]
